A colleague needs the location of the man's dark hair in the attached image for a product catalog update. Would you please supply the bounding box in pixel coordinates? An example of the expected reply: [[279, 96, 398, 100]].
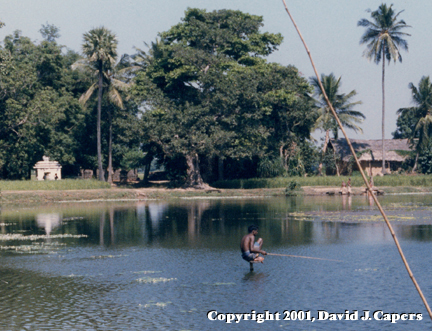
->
[[248, 225, 259, 233]]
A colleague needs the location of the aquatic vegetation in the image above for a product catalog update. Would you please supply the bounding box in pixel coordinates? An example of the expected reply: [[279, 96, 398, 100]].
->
[[139, 301, 172, 308], [303, 209, 426, 224], [136, 277, 177, 284], [288, 212, 313, 221], [88, 254, 128, 259], [355, 268, 378, 272], [0, 242, 66, 254], [0, 234, 88, 241], [180, 308, 198, 314], [62, 217, 85, 221]]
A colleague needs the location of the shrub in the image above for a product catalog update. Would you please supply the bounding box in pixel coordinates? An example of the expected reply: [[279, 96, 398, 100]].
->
[[257, 157, 285, 178]]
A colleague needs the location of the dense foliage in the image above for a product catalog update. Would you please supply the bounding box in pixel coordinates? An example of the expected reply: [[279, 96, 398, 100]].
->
[[0, 8, 381, 184], [132, 8, 316, 187], [0, 31, 86, 179]]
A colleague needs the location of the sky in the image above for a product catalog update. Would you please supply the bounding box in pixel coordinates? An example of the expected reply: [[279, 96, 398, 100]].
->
[[0, 0, 426, 143]]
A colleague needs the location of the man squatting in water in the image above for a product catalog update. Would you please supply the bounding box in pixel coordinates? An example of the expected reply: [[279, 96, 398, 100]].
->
[[240, 225, 267, 263]]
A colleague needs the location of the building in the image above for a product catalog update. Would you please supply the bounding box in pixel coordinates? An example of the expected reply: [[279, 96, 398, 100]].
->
[[328, 139, 412, 176], [33, 156, 62, 180]]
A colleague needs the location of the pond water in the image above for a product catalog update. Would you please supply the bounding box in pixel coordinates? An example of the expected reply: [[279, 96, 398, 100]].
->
[[2, 194, 432, 330]]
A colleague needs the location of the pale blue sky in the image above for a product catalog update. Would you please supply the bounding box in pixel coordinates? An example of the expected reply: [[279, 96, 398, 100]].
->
[[0, 0, 426, 141]]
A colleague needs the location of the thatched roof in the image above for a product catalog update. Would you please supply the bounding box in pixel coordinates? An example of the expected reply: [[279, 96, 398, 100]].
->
[[329, 139, 412, 162]]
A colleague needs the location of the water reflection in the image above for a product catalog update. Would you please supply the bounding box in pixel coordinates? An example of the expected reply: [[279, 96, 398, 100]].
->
[[2, 196, 432, 330], [3, 195, 432, 249], [36, 213, 61, 235]]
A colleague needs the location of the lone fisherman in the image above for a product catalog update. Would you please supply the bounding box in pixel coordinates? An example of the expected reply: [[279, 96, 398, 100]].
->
[[240, 225, 267, 263]]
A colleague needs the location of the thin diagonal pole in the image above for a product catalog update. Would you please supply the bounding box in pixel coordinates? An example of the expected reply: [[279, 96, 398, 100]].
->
[[281, 0, 432, 320]]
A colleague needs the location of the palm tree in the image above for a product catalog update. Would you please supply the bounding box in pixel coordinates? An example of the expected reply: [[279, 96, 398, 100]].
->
[[400, 76, 432, 171], [73, 54, 130, 183], [311, 73, 364, 176], [80, 27, 118, 181], [358, 4, 410, 174]]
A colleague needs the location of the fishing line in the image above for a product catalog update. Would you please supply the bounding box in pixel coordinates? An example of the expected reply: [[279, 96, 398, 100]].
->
[[267, 253, 342, 262]]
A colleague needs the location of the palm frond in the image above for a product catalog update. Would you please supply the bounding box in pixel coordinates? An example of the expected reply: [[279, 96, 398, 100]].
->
[[79, 83, 97, 105]]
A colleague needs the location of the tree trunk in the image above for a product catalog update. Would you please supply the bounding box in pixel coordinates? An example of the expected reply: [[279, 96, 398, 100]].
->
[[143, 163, 150, 183], [142, 153, 153, 183], [218, 156, 224, 181], [107, 110, 113, 184], [184, 153, 208, 189], [332, 142, 340, 176], [412, 152, 419, 173], [381, 51, 386, 175], [280, 145, 289, 171], [97, 68, 105, 181], [318, 130, 330, 176]]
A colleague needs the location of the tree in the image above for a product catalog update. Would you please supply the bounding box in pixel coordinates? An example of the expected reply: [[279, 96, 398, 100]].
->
[[0, 31, 84, 179], [134, 8, 291, 188], [39, 23, 60, 42], [395, 76, 432, 171], [80, 27, 118, 181], [358, 4, 410, 174], [310, 73, 364, 175], [73, 54, 132, 182]]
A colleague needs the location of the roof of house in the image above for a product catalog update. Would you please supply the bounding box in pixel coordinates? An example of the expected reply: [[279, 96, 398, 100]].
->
[[329, 139, 412, 162]]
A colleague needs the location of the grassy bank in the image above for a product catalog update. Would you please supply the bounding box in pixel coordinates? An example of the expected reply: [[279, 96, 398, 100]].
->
[[212, 174, 432, 189], [0, 187, 285, 206], [0, 179, 111, 191]]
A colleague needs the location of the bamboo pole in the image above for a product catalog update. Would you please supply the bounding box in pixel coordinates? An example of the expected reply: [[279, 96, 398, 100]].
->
[[281, 0, 432, 320], [267, 253, 342, 262]]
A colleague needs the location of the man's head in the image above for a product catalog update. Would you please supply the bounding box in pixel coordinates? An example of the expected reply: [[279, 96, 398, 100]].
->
[[248, 225, 259, 233]]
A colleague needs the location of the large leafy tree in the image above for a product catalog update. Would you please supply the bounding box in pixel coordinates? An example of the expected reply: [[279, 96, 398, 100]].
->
[[80, 27, 118, 181], [358, 3, 410, 174], [134, 8, 315, 187], [134, 9, 284, 187], [394, 76, 432, 171], [310, 73, 364, 175]]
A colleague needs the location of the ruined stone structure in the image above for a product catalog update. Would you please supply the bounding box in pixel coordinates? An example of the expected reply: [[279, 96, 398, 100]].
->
[[33, 156, 62, 180]]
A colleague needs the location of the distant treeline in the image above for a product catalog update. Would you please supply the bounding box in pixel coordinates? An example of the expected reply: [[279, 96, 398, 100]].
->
[[0, 8, 427, 186]]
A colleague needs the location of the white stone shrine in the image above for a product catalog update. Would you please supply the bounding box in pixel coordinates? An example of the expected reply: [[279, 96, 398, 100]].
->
[[34, 156, 62, 180]]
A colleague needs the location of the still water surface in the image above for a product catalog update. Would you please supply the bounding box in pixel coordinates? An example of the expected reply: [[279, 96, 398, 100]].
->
[[2, 194, 432, 330]]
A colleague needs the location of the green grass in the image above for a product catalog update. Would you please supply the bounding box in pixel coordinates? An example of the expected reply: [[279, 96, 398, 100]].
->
[[0, 179, 111, 191], [212, 174, 432, 189]]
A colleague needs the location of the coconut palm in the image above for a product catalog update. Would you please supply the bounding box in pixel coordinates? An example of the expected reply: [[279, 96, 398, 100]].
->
[[131, 38, 164, 69], [358, 4, 410, 174], [400, 76, 432, 171], [80, 27, 118, 181], [311, 73, 364, 176], [73, 55, 131, 183]]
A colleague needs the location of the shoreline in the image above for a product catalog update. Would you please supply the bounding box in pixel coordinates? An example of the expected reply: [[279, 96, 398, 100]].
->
[[2, 185, 432, 206]]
